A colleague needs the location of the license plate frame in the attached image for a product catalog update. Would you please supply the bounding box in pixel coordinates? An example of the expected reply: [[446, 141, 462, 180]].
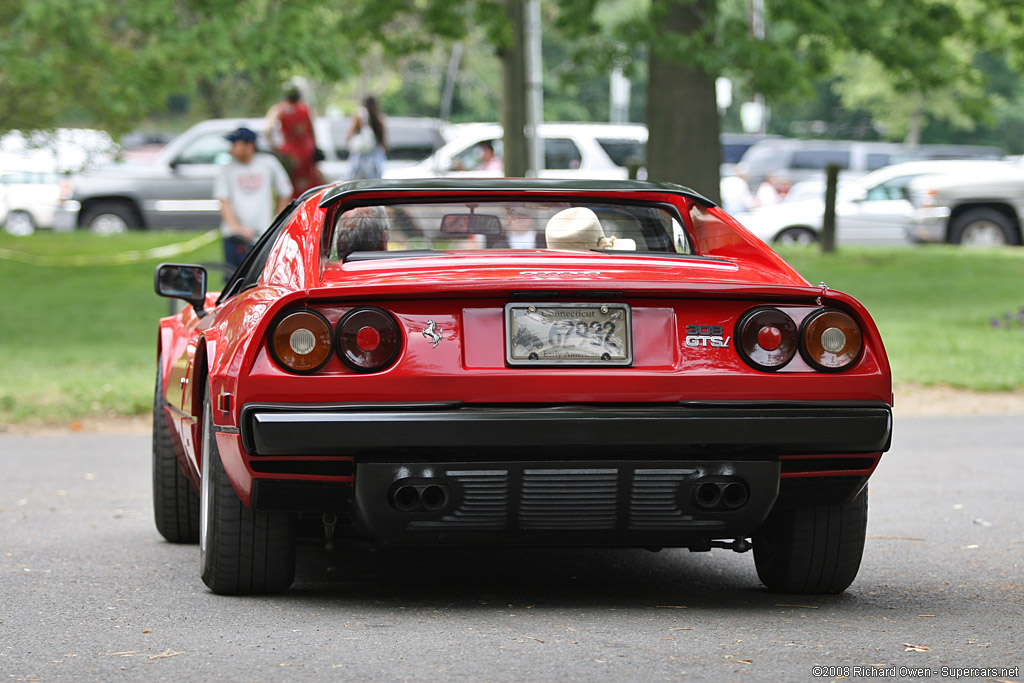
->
[[504, 302, 633, 367]]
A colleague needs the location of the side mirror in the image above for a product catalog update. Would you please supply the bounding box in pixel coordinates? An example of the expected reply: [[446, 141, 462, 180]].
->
[[154, 263, 208, 318]]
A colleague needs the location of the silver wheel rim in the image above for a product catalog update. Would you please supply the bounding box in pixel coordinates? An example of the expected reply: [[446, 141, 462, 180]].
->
[[4, 211, 35, 236], [90, 213, 128, 235], [961, 221, 1006, 247], [199, 395, 212, 564]]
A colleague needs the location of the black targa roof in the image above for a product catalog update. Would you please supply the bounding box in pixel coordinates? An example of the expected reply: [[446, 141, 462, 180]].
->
[[317, 178, 716, 209]]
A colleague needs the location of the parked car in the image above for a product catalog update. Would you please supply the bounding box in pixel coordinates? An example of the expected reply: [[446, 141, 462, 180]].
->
[[735, 159, 1010, 246], [736, 138, 1004, 190], [907, 161, 1024, 246], [0, 157, 63, 235], [385, 122, 648, 180], [153, 177, 892, 595], [55, 116, 448, 233]]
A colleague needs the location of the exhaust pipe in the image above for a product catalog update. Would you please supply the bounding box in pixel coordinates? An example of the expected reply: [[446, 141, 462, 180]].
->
[[391, 485, 421, 512], [721, 481, 749, 510], [694, 482, 722, 509], [692, 480, 749, 511], [389, 480, 452, 513], [420, 484, 449, 512]]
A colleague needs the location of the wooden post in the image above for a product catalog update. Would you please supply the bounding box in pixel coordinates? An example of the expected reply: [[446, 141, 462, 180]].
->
[[822, 163, 840, 253]]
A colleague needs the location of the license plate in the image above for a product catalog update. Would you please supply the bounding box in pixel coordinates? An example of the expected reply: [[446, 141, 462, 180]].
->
[[504, 303, 632, 366]]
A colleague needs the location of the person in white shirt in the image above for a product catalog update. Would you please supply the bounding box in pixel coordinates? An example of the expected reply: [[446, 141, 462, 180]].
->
[[214, 126, 292, 269]]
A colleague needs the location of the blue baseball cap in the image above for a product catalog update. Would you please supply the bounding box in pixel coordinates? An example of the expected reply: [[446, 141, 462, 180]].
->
[[225, 127, 257, 143]]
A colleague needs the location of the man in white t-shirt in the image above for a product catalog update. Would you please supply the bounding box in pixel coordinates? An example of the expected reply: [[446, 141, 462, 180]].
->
[[214, 127, 292, 269]]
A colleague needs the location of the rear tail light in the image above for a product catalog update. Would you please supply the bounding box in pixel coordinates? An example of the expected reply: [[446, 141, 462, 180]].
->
[[800, 309, 863, 371], [735, 307, 798, 371], [269, 310, 333, 373], [336, 306, 401, 372]]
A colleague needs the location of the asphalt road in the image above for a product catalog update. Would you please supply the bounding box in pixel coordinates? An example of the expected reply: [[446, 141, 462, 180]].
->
[[1, 415, 1021, 682]]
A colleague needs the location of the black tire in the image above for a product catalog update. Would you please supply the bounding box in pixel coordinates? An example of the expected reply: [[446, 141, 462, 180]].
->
[[753, 490, 868, 594], [773, 227, 818, 246], [80, 201, 140, 234], [152, 361, 200, 543], [199, 380, 294, 595], [948, 208, 1017, 246]]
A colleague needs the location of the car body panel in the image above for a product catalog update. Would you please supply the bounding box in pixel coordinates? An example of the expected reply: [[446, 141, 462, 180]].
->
[[155, 178, 891, 559], [0, 158, 63, 231], [908, 161, 1024, 243]]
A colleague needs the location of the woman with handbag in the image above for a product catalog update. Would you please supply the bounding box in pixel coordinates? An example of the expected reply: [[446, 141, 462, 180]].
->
[[347, 96, 387, 180]]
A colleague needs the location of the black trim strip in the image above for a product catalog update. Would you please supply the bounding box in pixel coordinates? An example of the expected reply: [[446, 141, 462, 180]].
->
[[240, 401, 892, 457]]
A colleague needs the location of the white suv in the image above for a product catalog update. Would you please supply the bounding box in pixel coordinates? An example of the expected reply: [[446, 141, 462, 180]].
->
[[385, 122, 647, 180]]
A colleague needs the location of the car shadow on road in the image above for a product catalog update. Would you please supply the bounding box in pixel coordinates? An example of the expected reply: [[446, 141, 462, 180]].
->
[[284, 543, 860, 611]]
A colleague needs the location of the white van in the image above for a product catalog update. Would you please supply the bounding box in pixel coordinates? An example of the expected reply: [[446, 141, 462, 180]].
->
[[385, 122, 647, 180], [0, 157, 63, 235]]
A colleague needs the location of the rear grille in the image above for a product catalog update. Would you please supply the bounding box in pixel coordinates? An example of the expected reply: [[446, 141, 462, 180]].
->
[[409, 470, 509, 530], [521, 469, 619, 530], [405, 465, 732, 533], [629, 468, 700, 529]]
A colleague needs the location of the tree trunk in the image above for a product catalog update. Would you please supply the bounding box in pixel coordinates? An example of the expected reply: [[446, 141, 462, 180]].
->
[[500, 0, 528, 178], [646, 0, 722, 205]]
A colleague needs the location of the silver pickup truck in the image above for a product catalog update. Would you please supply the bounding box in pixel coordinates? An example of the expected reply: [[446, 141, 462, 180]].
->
[[908, 160, 1024, 246], [55, 116, 447, 233]]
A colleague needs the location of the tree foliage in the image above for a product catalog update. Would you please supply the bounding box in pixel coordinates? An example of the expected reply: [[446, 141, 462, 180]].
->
[[6, 0, 1024, 191], [1, 0, 358, 136]]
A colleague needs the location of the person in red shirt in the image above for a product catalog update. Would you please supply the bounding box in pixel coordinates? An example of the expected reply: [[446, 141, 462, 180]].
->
[[266, 86, 322, 198]]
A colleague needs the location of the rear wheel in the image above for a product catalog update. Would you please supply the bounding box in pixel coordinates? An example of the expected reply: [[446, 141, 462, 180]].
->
[[949, 208, 1017, 246], [81, 201, 139, 234], [753, 490, 868, 594], [199, 380, 295, 594], [773, 227, 818, 246], [152, 361, 200, 542], [4, 210, 36, 236]]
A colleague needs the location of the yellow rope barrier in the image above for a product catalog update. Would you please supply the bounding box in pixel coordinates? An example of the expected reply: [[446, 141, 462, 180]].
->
[[0, 230, 220, 266]]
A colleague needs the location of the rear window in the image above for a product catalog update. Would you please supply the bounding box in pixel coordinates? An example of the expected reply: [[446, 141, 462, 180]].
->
[[596, 138, 645, 167], [326, 199, 691, 261]]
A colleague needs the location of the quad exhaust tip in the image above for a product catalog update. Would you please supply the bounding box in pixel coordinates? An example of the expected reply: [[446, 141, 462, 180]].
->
[[693, 480, 749, 511], [389, 481, 451, 514]]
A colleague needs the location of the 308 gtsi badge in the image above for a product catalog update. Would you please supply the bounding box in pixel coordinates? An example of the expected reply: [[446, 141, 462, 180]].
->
[[153, 178, 892, 595]]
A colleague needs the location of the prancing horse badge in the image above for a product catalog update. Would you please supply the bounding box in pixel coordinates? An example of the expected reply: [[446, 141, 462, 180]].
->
[[422, 320, 443, 348]]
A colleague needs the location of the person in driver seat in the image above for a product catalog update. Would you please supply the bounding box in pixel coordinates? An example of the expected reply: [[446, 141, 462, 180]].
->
[[334, 205, 389, 261]]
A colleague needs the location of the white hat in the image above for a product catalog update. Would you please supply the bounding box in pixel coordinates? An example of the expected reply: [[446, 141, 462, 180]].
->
[[544, 207, 637, 251]]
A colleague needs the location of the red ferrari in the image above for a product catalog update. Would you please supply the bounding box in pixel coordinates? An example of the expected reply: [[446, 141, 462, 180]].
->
[[153, 179, 892, 595]]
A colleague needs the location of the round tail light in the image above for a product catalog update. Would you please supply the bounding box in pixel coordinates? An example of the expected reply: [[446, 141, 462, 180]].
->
[[336, 307, 401, 372], [735, 307, 798, 371], [270, 310, 333, 373], [801, 309, 863, 371]]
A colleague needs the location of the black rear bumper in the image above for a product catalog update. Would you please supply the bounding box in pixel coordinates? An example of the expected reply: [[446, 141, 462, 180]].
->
[[240, 401, 892, 458]]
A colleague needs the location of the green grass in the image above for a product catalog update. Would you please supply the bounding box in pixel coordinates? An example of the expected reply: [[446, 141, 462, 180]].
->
[[0, 230, 221, 423], [778, 245, 1024, 391], [1, 233, 1022, 424]]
